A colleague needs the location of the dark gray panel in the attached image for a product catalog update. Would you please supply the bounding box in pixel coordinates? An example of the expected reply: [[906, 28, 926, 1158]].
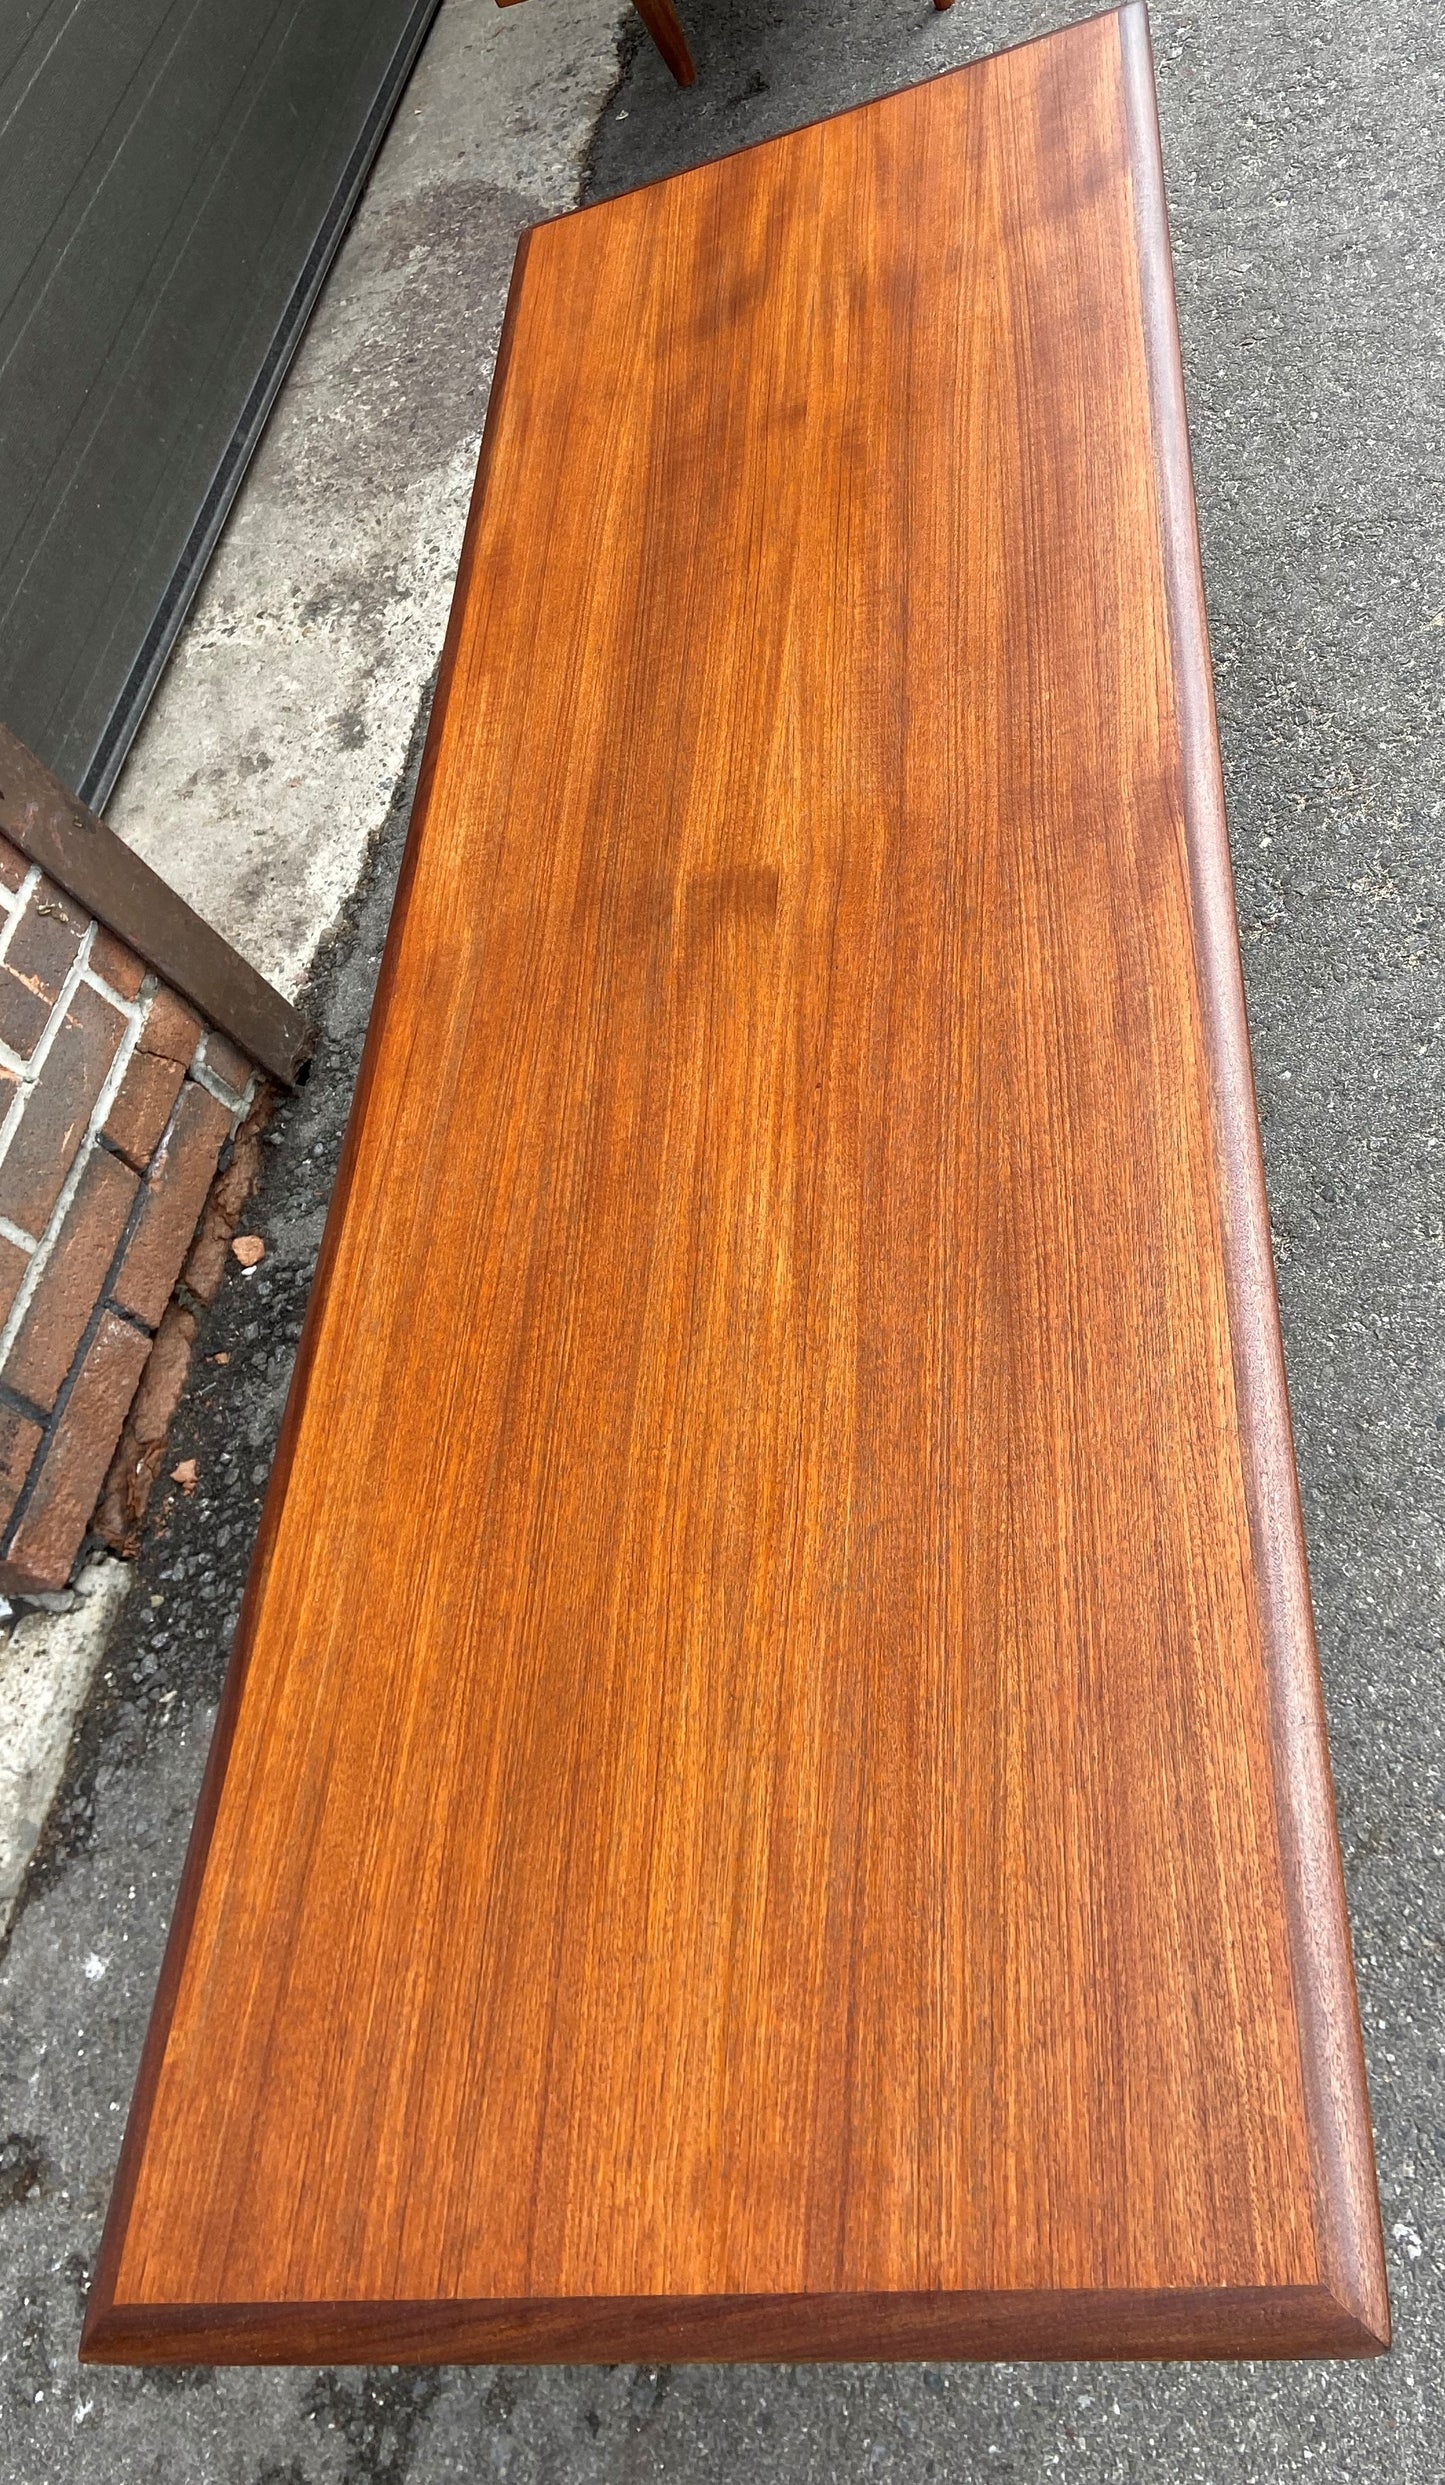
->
[[0, 0, 441, 803]]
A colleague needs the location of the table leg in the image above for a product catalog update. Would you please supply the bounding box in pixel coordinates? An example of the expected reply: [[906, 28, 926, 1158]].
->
[[631, 0, 696, 83]]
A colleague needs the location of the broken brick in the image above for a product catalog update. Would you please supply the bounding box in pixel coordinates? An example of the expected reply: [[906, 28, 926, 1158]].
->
[[0, 1233, 29, 1327], [0, 963, 52, 1058], [0, 1404, 42, 1531], [111, 1081, 233, 1329], [138, 988, 203, 1068], [5, 876, 84, 1005], [180, 1205, 231, 1310], [181, 1083, 273, 1303], [103, 1047, 186, 1171], [3, 1311, 150, 1588], [96, 1301, 198, 1555], [89, 926, 147, 1001], [197, 1027, 254, 1095], [5, 1147, 139, 1411], [0, 837, 28, 894], [0, 984, 127, 1238]]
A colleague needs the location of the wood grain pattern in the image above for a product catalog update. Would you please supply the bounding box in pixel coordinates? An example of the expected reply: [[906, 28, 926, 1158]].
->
[[83, 5, 1388, 2364]]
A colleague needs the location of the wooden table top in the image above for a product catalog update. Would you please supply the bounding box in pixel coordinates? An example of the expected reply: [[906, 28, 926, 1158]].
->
[[84, 3, 1387, 2365]]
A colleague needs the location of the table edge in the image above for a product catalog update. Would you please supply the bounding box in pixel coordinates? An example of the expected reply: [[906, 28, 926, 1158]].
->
[[1118, 1, 1388, 2353], [80, 218, 542, 2363], [81, 2284, 1386, 2367]]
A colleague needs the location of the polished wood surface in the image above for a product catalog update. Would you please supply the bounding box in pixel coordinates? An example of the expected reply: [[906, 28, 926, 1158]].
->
[[84, 5, 1387, 2364]]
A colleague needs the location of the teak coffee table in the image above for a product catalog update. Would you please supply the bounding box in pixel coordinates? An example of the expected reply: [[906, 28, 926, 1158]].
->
[[83, 6, 1388, 2365]]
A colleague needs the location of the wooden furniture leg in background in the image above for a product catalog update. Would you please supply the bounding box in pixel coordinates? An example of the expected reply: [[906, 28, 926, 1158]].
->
[[496, 0, 695, 86], [629, 0, 696, 82]]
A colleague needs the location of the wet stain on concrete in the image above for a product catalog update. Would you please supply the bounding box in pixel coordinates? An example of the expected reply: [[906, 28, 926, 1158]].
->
[[0, 2134, 49, 2213]]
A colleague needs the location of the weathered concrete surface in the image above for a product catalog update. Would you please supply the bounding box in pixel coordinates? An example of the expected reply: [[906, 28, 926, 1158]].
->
[[0, 1, 1441, 2480], [105, 0, 628, 1001], [0, 1563, 129, 1934]]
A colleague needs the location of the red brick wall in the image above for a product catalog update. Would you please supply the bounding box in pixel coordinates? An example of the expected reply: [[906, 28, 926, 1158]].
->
[[0, 841, 262, 1593]]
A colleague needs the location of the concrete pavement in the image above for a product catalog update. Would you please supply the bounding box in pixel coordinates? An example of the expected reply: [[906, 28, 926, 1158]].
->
[[106, 0, 629, 998], [0, 0, 1440, 2477]]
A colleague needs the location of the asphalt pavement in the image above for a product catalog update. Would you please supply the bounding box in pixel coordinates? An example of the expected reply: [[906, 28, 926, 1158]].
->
[[0, 1, 1440, 2478]]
